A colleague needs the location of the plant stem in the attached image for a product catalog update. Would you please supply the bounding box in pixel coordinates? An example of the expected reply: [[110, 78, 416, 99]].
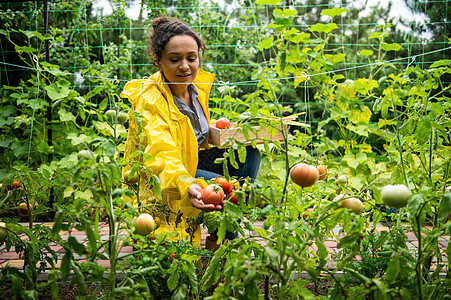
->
[[415, 209, 424, 300], [392, 96, 410, 189]]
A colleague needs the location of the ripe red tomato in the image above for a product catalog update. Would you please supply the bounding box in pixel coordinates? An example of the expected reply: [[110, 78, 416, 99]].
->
[[215, 117, 231, 129], [290, 163, 319, 188], [316, 165, 327, 181], [381, 184, 411, 209], [132, 213, 155, 236], [227, 191, 239, 204], [214, 177, 234, 194], [201, 184, 225, 205]]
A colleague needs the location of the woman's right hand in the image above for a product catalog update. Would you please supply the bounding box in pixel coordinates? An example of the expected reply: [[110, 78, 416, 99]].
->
[[188, 183, 224, 212]]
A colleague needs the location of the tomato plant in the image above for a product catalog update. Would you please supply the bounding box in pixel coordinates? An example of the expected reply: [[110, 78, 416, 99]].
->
[[202, 184, 225, 205], [290, 163, 319, 188]]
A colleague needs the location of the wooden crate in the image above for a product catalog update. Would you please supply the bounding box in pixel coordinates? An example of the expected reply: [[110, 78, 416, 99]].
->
[[209, 122, 286, 148]]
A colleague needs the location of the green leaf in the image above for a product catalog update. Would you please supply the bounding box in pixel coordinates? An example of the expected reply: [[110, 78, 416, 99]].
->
[[133, 266, 159, 276], [337, 234, 359, 249], [321, 7, 347, 18], [47, 269, 59, 299], [172, 283, 188, 300], [430, 59, 451, 68], [260, 37, 274, 49], [71, 262, 88, 295], [186, 263, 198, 295], [15, 45, 36, 54], [438, 193, 451, 222], [265, 245, 279, 269], [217, 215, 227, 244], [359, 49, 373, 57], [414, 117, 431, 145], [225, 201, 244, 219], [384, 255, 400, 283], [201, 246, 226, 288], [167, 262, 180, 292], [381, 42, 402, 51], [44, 78, 71, 101], [309, 23, 338, 33], [256, 0, 281, 4], [315, 239, 328, 262], [84, 223, 98, 258], [60, 251, 71, 281], [408, 193, 423, 216], [68, 236, 86, 255]]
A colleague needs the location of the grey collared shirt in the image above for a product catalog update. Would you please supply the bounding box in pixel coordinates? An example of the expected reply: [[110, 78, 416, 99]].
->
[[173, 84, 209, 146]]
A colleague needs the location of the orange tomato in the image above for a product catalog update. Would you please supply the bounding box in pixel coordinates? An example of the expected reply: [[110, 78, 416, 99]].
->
[[214, 177, 234, 194]]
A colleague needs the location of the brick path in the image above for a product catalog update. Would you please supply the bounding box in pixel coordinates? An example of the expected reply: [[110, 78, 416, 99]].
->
[[0, 222, 448, 274]]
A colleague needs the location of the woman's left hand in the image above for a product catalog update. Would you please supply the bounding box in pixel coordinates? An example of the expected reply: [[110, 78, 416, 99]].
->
[[188, 183, 224, 212]]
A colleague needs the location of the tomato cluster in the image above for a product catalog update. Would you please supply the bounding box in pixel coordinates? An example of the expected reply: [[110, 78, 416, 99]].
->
[[5, 180, 20, 191], [105, 109, 129, 124]]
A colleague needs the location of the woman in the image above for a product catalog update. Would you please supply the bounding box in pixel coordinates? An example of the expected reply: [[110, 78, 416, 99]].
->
[[121, 16, 260, 246]]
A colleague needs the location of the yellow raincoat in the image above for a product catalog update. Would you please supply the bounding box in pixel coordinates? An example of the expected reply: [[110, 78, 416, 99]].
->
[[120, 69, 215, 246]]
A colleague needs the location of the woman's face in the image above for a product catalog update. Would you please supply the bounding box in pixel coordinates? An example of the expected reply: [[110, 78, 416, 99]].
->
[[156, 35, 199, 86]]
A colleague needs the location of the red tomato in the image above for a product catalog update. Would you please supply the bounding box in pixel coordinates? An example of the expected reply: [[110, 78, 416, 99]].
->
[[215, 117, 231, 129], [290, 163, 319, 188], [201, 184, 225, 205], [214, 177, 234, 194], [227, 191, 239, 204]]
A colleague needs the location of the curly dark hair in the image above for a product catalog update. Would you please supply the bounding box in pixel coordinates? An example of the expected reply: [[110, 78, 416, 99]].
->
[[146, 16, 206, 67]]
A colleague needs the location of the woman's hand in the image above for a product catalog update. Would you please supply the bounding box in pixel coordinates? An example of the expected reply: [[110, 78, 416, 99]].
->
[[188, 183, 224, 212]]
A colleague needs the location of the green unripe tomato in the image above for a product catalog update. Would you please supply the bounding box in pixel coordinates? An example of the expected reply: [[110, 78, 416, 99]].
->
[[0, 222, 9, 244], [381, 184, 411, 209], [117, 111, 129, 124], [105, 110, 118, 123], [333, 194, 364, 214], [77, 150, 94, 161], [337, 175, 347, 184]]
